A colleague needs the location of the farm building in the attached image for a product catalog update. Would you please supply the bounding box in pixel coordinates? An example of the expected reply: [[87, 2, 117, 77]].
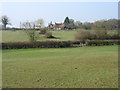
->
[[48, 22, 65, 30], [48, 21, 76, 30]]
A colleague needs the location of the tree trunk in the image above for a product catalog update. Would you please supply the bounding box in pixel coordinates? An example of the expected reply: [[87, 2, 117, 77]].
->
[[3, 24, 6, 30]]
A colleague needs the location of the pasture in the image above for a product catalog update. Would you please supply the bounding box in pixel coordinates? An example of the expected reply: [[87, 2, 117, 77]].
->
[[1, 30, 117, 42], [2, 45, 118, 88], [1, 30, 76, 42]]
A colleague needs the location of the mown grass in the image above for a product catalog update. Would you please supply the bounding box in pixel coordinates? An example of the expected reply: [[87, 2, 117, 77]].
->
[[2, 45, 118, 88]]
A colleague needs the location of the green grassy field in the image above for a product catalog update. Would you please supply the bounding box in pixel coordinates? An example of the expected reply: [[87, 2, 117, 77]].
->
[[1, 30, 117, 42], [2, 45, 118, 88], [1, 30, 76, 42]]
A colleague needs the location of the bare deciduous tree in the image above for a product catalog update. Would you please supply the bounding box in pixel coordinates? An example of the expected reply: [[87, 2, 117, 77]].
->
[[22, 21, 37, 42], [35, 19, 44, 28], [0, 15, 11, 29], [22, 22, 35, 29]]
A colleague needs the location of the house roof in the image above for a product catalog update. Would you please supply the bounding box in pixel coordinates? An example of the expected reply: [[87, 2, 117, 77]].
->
[[48, 22, 65, 28], [55, 24, 65, 28]]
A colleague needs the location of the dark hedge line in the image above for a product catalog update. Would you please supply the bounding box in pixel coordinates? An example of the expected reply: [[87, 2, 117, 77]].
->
[[2, 41, 71, 49], [71, 40, 120, 46], [1, 40, 120, 49], [86, 40, 120, 46]]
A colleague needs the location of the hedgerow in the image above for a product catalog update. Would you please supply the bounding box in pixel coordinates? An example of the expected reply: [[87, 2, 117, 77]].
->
[[2, 41, 71, 49]]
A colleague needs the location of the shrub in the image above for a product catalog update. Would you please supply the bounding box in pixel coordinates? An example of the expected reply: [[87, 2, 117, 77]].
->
[[86, 40, 120, 46], [70, 40, 86, 44], [2, 40, 119, 49], [39, 28, 48, 34], [110, 34, 120, 40], [75, 30, 91, 41], [75, 30, 119, 40], [70, 40, 120, 47], [44, 31, 56, 38], [2, 41, 72, 49], [25, 30, 37, 42], [91, 30, 108, 40], [44, 31, 53, 38]]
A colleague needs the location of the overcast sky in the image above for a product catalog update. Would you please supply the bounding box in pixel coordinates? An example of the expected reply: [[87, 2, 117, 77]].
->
[[1, 2, 118, 27]]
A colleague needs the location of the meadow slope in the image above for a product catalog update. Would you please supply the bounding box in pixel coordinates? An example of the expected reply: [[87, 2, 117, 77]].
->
[[2, 45, 118, 88]]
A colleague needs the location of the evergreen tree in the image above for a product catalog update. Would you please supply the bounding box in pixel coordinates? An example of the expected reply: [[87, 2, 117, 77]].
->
[[64, 17, 70, 24]]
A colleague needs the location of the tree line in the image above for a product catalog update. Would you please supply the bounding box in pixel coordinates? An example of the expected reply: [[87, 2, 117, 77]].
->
[[64, 17, 118, 30], [0, 16, 118, 30]]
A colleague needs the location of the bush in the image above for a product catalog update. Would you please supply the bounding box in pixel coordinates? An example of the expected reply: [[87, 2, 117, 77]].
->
[[39, 28, 48, 34], [44, 31, 55, 38], [2, 41, 72, 49], [70, 40, 86, 44], [75, 30, 119, 40], [86, 40, 120, 46], [110, 34, 120, 40], [75, 30, 91, 41], [2, 40, 119, 49], [70, 40, 120, 47], [25, 30, 37, 42], [91, 30, 108, 40]]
